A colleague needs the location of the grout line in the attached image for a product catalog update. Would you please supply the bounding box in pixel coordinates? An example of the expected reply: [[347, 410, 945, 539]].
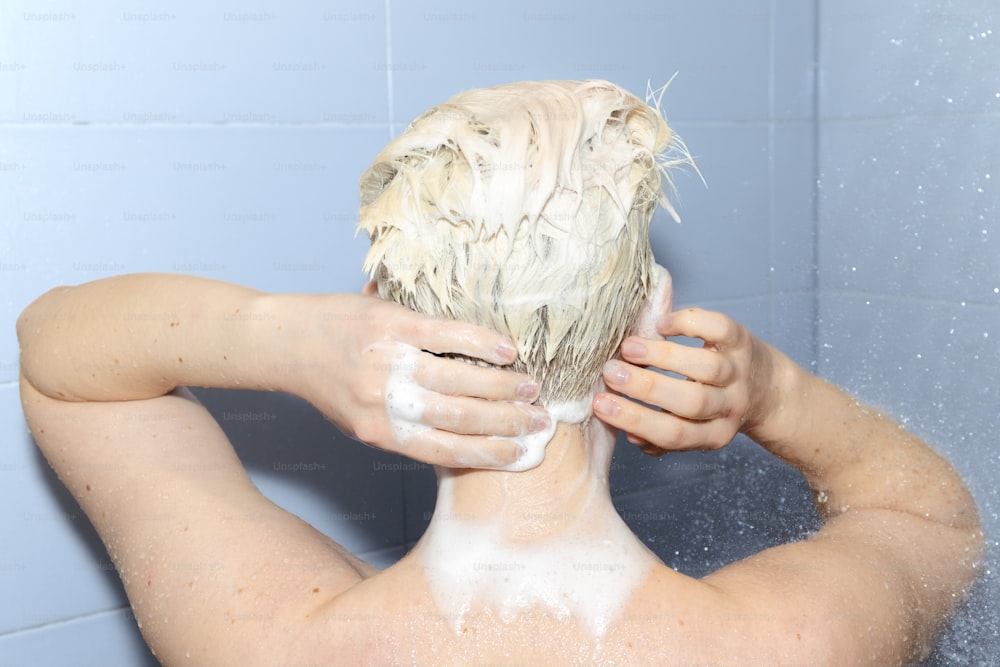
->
[[810, 0, 823, 372], [672, 289, 815, 310], [673, 288, 998, 318], [0, 119, 817, 131], [767, 0, 777, 339], [0, 121, 391, 130], [0, 606, 132, 639], [383, 0, 395, 138], [816, 288, 1000, 310], [817, 110, 1000, 124]]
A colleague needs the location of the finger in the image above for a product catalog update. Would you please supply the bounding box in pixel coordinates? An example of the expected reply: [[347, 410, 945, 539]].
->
[[603, 361, 730, 419], [407, 315, 519, 366], [404, 428, 526, 469], [593, 392, 730, 453], [420, 393, 551, 438], [413, 355, 539, 402], [658, 308, 744, 348], [619, 338, 737, 387], [625, 432, 648, 446], [361, 280, 377, 296], [637, 441, 668, 457]]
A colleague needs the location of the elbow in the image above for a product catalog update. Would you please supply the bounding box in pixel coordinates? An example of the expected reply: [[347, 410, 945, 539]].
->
[[16, 286, 71, 396], [16, 285, 63, 345]]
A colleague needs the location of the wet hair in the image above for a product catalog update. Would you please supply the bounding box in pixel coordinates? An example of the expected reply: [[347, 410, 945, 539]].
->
[[358, 79, 687, 404]]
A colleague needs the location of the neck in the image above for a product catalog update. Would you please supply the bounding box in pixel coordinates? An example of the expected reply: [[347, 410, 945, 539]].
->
[[440, 417, 616, 539], [413, 411, 659, 639]]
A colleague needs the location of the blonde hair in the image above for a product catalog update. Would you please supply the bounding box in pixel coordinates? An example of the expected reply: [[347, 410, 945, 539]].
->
[[358, 79, 686, 404]]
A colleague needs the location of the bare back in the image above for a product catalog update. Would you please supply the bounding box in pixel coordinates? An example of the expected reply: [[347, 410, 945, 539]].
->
[[21, 364, 979, 666]]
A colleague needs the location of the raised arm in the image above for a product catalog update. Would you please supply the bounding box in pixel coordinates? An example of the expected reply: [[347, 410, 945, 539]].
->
[[17, 273, 547, 664], [741, 334, 981, 532], [18, 273, 547, 466], [596, 308, 983, 664]]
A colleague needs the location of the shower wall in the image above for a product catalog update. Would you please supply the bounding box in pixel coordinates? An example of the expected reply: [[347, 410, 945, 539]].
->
[[816, 3, 1000, 662], [0, 0, 993, 664]]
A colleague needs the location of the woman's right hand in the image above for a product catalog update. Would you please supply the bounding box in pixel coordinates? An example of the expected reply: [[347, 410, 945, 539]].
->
[[280, 291, 551, 469]]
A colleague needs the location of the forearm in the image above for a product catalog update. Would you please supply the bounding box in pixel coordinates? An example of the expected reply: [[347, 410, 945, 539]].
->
[[17, 273, 314, 401], [744, 339, 980, 531]]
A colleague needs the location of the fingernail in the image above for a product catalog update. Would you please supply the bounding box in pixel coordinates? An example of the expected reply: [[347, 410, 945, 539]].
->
[[496, 342, 517, 363], [603, 360, 630, 385], [593, 394, 619, 417], [620, 340, 646, 358], [529, 412, 551, 433], [517, 381, 540, 401]]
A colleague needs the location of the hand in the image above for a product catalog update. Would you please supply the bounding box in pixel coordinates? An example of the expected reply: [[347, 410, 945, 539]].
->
[[592, 308, 756, 455], [285, 291, 550, 469]]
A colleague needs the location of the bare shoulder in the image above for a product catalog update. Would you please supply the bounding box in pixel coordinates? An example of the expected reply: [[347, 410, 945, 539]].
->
[[20, 378, 376, 666], [701, 509, 982, 666], [290, 560, 817, 666]]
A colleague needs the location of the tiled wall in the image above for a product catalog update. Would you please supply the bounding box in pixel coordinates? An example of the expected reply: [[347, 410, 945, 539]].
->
[[3, 1, 992, 664], [816, 2, 1000, 663]]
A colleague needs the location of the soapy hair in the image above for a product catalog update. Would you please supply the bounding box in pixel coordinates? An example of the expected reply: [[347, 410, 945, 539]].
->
[[358, 79, 687, 403]]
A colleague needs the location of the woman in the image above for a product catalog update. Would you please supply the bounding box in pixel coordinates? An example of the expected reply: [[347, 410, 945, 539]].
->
[[19, 80, 981, 665]]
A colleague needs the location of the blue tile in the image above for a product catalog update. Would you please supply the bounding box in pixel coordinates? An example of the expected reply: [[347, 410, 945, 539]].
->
[[0, 1, 387, 123], [191, 389, 406, 556], [0, 609, 157, 666], [774, 0, 818, 121], [818, 116, 1000, 303], [613, 439, 818, 578], [402, 460, 437, 543], [389, 0, 772, 126], [0, 125, 388, 300], [772, 121, 818, 295], [820, 2, 1000, 120], [770, 292, 818, 371], [653, 123, 773, 304]]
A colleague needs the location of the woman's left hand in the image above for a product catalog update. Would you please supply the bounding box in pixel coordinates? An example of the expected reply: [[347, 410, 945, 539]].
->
[[592, 308, 756, 455]]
